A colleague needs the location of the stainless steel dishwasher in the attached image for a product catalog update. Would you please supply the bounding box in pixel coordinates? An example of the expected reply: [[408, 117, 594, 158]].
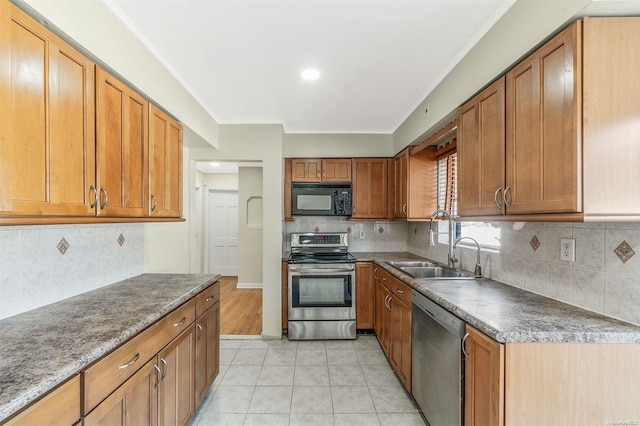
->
[[411, 290, 466, 426]]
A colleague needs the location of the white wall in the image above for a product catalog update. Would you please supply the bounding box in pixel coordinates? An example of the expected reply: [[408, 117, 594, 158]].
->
[[191, 124, 284, 338], [284, 134, 393, 158], [238, 167, 263, 287], [202, 173, 239, 190], [393, 0, 589, 151]]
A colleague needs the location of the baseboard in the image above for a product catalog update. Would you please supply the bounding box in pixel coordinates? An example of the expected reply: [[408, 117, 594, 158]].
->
[[236, 282, 263, 289]]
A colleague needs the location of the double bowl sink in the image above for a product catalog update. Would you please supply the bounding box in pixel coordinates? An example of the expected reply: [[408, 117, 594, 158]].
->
[[384, 260, 475, 280]]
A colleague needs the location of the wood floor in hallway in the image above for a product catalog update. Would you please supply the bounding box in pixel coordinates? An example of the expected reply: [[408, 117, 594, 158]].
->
[[219, 276, 262, 335]]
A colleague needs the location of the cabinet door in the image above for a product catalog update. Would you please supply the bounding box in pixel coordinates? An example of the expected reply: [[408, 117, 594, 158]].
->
[[393, 150, 409, 218], [458, 77, 506, 216], [195, 302, 220, 407], [149, 105, 182, 217], [389, 296, 412, 392], [505, 22, 580, 214], [464, 325, 504, 426], [96, 66, 149, 217], [291, 159, 322, 182], [374, 275, 390, 354], [355, 262, 374, 329], [352, 159, 387, 219], [0, 3, 96, 217], [84, 358, 159, 426], [322, 158, 351, 182], [158, 326, 195, 426]]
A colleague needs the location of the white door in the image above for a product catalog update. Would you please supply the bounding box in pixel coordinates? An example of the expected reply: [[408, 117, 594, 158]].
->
[[207, 190, 239, 276], [195, 187, 203, 273]]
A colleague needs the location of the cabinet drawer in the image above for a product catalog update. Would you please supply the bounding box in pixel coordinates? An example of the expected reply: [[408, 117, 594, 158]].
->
[[196, 282, 220, 318], [83, 299, 195, 414], [5, 376, 80, 426], [374, 267, 392, 288], [390, 278, 411, 307]]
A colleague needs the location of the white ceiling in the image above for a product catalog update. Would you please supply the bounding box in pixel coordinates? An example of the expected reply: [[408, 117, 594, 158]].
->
[[107, 0, 516, 134]]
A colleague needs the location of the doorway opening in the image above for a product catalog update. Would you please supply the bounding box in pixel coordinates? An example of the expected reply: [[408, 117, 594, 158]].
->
[[195, 161, 263, 337]]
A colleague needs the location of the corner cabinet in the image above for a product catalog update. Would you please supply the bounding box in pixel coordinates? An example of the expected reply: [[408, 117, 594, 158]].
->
[[392, 148, 437, 220], [149, 105, 183, 217], [95, 66, 149, 217], [0, 2, 96, 217], [352, 159, 389, 219]]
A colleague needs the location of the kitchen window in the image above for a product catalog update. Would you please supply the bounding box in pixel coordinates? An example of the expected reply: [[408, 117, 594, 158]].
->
[[435, 148, 500, 249]]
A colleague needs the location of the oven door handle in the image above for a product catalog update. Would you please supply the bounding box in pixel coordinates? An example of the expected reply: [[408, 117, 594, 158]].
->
[[288, 267, 354, 274]]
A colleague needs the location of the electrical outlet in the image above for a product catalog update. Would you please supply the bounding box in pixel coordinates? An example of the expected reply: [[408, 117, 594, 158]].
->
[[560, 238, 575, 262], [360, 230, 365, 239]]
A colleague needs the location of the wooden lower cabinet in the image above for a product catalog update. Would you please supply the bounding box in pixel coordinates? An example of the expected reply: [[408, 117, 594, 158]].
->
[[355, 262, 374, 329], [195, 301, 220, 406], [5, 376, 80, 426], [158, 327, 195, 426], [84, 358, 158, 426], [464, 325, 505, 426], [373, 266, 412, 391]]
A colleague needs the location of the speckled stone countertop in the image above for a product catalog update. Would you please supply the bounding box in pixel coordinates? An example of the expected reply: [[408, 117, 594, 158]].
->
[[352, 252, 640, 344], [0, 273, 219, 422]]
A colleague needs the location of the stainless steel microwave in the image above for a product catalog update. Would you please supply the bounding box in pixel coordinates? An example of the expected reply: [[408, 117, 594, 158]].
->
[[291, 183, 352, 216]]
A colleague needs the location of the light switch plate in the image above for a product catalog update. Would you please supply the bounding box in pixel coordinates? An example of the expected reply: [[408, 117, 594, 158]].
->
[[560, 238, 576, 262]]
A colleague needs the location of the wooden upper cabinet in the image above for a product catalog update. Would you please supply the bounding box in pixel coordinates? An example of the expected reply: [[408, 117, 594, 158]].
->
[[393, 148, 437, 220], [290, 158, 351, 182], [505, 22, 581, 214], [149, 105, 183, 217], [582, 17, 640, 218], [458, 77, 506, 216], [352, 159, 388, 219], [0, 2, 96, 217], [96, 66, 149, 217]]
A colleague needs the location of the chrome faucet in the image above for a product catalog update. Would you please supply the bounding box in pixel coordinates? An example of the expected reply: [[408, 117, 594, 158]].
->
[[453, 237, 483, 278], [428, 209, 456, 269]]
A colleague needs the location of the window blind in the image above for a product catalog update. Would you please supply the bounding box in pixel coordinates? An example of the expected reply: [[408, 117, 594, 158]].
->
[[436, 152, 457, 217]]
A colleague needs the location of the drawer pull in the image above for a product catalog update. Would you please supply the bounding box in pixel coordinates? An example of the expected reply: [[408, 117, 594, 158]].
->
[[160, 357, 168, 381], [197, 323, 203, 340], [205, 296, 216, 302], [173, 317, 186, 327], [153, 364, 162, 388], [396, 288, 404, 294], [118, 353, 140, 370]]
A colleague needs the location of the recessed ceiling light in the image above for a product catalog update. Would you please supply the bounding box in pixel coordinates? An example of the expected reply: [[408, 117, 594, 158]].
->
[[301, 68, 320, 81], [211, 162, 219, 167]]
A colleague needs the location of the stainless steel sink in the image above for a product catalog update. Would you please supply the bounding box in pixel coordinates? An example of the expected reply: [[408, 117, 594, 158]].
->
[[384, 260, 440, 268], [397, 266, 472, 279], [383, 261, 475, 280]]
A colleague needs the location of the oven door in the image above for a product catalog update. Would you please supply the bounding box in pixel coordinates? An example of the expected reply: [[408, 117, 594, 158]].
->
[[288, 264, 355, 321]]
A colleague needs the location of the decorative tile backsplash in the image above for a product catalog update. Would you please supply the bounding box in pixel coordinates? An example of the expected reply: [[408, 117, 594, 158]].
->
[[408, 221, 640, 326], [0, 224, 144, 320]]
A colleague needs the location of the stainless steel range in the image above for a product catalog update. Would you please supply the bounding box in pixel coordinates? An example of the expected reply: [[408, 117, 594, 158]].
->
[[288, 232, 356, 340]]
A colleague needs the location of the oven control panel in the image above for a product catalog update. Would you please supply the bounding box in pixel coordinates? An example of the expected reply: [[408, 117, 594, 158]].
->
[[291, 232, 348, 248]]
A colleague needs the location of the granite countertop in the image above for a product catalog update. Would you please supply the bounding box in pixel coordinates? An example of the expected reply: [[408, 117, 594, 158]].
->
[[0, 273, 219, 422], [350, 252, 640, 344]]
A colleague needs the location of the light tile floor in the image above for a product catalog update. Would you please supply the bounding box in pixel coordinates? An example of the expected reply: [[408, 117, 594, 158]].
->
[[189, 335, 426, 426]]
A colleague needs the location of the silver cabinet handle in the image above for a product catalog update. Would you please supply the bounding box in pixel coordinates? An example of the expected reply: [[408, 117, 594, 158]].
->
[[373, 268, 378, 279], [396, 288, 404, 294], [89, 185, 98, 209], [503, 186, 511, 209], [462, 332, 470, 359], [494, 187, 503, 209], [153, 364, 162, 388], [160, 357, 168, 381], [173, 317, 186, 327], [118, 353, 139, 370], [205, 296, 216, 302], [403, 203, 407, 215], [150, 194, 157, 212], [99, 186, 108, 209], [197, 323, 203, 340]]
